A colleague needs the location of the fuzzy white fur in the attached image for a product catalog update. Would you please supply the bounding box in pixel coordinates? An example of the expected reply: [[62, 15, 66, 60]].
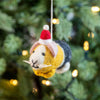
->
[[29, 45, 46, 68], [56, 62, 70, 74]]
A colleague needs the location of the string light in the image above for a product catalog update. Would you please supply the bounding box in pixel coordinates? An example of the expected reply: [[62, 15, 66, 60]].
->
[[42, 80, 46, 84], [88, 32, 90, 37], [10, 79, 18, 86], [88, 32, 94, 38], [42, 80, 51, 86], [72, 69, 78, 78], [52, 18, 59, 24], [32, 88, 38, 93], [22, 50, 28, 56], [91, 6, 100, 13], [91, 32, 94, 38], [68, 37, 72, 40], [83, 41, 89, 51]]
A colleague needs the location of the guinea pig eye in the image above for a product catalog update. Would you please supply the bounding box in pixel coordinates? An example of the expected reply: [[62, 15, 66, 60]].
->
[[33, 51, 35, 53], [42, 52, 45, 56]]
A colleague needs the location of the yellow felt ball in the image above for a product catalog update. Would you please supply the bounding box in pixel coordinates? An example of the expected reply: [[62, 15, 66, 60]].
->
[[33, 69, 56, 78], [33, 44, 64, 78]]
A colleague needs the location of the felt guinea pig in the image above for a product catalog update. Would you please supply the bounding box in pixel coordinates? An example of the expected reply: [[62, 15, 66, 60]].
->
[[24, 25, 71, 78]]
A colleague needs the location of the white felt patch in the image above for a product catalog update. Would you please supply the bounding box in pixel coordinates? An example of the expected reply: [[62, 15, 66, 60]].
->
[[56, 62, 70, 74], [29, 45, 46, 68]]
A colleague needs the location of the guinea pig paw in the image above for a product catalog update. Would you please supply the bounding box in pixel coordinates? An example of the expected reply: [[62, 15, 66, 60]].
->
[[39, 64, 52, 69], [23, 60, 31, 64], [56, 62, 70, 74]]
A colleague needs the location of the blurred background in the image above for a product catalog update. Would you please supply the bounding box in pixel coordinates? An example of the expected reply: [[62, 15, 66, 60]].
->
[[0, 0, 100, 100]]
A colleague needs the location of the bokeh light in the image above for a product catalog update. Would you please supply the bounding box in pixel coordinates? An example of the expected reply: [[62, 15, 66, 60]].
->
[[52, 18, 59, 24], [91, 6, 100, 13], [10, 79, 18, 86], [83, 41, 89, 51], [72, 69, 78, 78], [22, 50, 28, 56]]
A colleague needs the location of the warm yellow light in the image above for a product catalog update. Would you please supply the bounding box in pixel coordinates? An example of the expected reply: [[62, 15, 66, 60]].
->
[[83, 46, 89, 51], [10, 79, 18, 86], [88, 32, 94, 38], [45, 80, 51, 86], [91, 6, 100, 13], [42, 80, 51, 86], [91, 32, 94, 38], [72, 69, 78, 78], [22, 50, 28, 56], [68, 37, 72, 40], [32, 88, 38, 93], [83, 41, 89, 51], [42, 80, 46, 84], [52, 18, 59, 24], [88, 32, 90, 37], [84, 41, 89, 46]]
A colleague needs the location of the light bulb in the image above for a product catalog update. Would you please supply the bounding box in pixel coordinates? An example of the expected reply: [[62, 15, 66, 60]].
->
[[32, 88, 38, 93], [52, 18, 59, 24], [42, 80, 51, 86], [91, 32, 94, 38], [22, 50, 28, 56], [91, 6, 100, 13], [10, 79, 18, 86], [88, 32, 90, 37], [72, 69, 78, 78], [88, 32, 94, 38], [45, 80, 51, 86], [83, 41, 89, 51]]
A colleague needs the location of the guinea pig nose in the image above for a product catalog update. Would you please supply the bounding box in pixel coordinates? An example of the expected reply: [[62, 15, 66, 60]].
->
[[32, 65, 39, 68], [35, 66, 39, 68], [32, 60, 38, 65]]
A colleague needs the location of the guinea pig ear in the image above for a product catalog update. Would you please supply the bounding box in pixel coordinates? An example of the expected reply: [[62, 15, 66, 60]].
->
[[30, 41, 40, 54], [47, 41, 58, 57]]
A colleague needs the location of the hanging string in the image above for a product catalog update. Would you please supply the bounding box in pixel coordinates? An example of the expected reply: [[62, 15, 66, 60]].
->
[[51, 0, 53, 40]]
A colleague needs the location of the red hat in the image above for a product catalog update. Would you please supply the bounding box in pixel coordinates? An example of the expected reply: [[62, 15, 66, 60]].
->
[[39, 25, 52, 45], [30, 25, 58, 57]]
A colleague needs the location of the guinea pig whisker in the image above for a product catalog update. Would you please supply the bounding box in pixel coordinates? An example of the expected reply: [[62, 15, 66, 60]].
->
[[23, 60, 31, 64], [39, 64, 52, 68]]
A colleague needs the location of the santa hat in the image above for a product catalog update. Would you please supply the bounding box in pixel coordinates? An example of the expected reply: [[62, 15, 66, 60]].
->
[[39, 25, 52, 45], [30, 25, 58, 57]]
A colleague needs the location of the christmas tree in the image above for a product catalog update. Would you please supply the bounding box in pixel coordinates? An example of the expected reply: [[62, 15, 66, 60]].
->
[[0, 0, 100, 100]]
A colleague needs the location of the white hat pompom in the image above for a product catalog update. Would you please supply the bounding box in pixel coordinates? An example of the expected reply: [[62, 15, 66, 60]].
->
[[43, 25, 49, 30]]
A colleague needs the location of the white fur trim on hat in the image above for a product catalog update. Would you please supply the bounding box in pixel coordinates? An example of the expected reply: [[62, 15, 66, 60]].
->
[[39, 39, 52, 45]]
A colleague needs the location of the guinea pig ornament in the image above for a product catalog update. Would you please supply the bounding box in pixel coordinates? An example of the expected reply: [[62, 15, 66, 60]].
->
[[24, 25, 71, 78]]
